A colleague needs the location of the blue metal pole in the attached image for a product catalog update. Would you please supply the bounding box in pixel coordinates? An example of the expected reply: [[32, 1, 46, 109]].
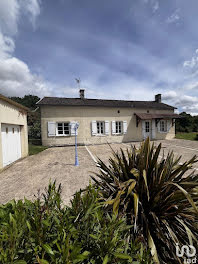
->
[[75, 127, 79, 166]]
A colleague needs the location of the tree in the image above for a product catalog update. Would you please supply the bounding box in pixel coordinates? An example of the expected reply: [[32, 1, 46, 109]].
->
[[10, 95, 40, 110], [10, 95, 41, 140], [176, 112, 198, 133]]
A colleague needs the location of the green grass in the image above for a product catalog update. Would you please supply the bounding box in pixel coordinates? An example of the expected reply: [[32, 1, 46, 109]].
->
[[29, 144, 48, 155], [175, 132, 198, 141]]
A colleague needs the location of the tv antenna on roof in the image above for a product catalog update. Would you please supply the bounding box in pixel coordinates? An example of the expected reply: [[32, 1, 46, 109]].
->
[[75, 78, 81, 89]]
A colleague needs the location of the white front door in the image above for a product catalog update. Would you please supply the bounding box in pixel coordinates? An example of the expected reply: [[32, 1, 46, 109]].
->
[[142, 120, 152, 139], [1, 124, 22, 167]]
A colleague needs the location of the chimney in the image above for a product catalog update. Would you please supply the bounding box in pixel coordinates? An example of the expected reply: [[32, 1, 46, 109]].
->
[[79, 89, 85, 99], [155, 94, 161, 103]]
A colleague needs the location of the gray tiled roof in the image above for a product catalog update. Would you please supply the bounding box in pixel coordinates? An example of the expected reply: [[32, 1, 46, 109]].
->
[[37, 97, 175, 110], [135, 113, 180, 119]]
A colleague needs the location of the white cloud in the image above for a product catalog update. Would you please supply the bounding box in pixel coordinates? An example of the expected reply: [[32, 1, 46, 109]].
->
[[178, 95, 198, 105], [0, 0, 53, 98], [152, 0, 159, 13], [183, 81, 198, 90], [189, 113, 198, 116], [0, 0, 41, 35], [0, 57, 53, 97], [0, 57, 31, 82], [182, 104, 198, 114], [143, 0, 159, 13], [0, 0, 20, 35], [162, 91, 177, 100], [19, 0, 41, 28], [183, 57, 198, 68], [183, 49, 198, 70], [166, 9, 180, 24], [163, 90, 198, 115], [0, 33, 15, 59]]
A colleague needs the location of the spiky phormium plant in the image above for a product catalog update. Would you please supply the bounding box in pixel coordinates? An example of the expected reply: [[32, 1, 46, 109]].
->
[[92, 138, 198, 263]]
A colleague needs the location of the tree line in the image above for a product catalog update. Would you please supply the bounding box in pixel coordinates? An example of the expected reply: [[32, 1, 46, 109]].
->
[[176, 112, 198, 133]]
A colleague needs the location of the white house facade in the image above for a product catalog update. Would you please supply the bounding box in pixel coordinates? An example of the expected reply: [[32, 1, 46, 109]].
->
[[37, 91, 179, 146]]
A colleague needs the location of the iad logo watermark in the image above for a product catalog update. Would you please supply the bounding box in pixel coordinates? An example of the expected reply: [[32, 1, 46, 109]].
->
[[176, 243, 197, 263]]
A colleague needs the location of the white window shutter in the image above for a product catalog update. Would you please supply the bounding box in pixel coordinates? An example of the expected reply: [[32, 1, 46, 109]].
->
[[112, 121, 116, 135], [105, 121, 109, 135], [157, 121, 160, 132], [123, 121, 127, 134], [167, 120, 172, 132], [92, 121, 97, 135], [142, 121, 146, 139], [48, 122, 56, 137], [70, 121, 78, 136], [151, 119, 156, 139]]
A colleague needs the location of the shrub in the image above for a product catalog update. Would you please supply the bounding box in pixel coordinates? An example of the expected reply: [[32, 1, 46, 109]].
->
[[92, 138, 198, 263], [28, 121, 41, 140], [0, 182, 152, 264]]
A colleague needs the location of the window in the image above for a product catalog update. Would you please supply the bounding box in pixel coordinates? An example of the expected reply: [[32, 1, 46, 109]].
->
[[115, 121, 122, 134], [160, 120, 167, 132], [57, 122, 70, 135], [97, 121, 105, 134], [12, 128, 15, 133], [145, 121, 150, 132]]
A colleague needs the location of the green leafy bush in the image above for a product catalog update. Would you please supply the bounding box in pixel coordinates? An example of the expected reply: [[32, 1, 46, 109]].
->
[[0, 182, 152, 264], [92, 138, 198, 264]]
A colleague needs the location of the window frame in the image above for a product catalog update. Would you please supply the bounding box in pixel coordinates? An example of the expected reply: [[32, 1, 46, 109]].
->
[[115, 121, 123, 135], [145, 121, 150, 133], [96, 121, 105, 135], [56, 122, 70, 136], [159, 120, 167, 133]]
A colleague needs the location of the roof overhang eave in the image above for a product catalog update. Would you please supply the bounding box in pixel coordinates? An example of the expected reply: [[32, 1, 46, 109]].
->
[[0, 94, 29, 112]]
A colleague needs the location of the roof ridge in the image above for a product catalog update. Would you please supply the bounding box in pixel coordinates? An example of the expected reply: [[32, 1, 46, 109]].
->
[[37, 96, 175, 110], [41, 96, 156, 103]]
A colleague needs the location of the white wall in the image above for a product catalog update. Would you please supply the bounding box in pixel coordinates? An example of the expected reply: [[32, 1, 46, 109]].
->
[[0, 99, 28, 169], [41, 105, 175, 146]]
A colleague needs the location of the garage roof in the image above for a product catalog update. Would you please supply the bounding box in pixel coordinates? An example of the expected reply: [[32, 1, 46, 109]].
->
[[37, 97, 175, 110], [0, 94, 29, 111]]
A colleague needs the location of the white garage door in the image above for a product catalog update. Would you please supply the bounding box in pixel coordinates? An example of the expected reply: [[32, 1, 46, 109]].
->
[[1, 124, 22, 167]]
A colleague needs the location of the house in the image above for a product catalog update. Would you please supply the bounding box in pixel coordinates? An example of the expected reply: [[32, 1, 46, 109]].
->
[[0, 94, 28, 170], [37, 90, 179, 146]]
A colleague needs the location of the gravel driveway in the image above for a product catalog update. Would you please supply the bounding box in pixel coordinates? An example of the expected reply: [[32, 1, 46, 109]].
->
[[0, 139, 198, 205], [0, 146, 96, 205]]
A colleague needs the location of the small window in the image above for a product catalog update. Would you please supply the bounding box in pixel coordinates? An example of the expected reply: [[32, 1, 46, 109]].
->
[[96, 121, 105, 134], [145, 121, 150, 132], [6, 127, 8, 133], [57, 122, 70, 135], [12, 128, 15, 133], [160, 120, 167, 132], [115, 121, 123, 134]]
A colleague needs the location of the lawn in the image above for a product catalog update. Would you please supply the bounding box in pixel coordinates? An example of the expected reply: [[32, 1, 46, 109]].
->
[[175, 132, 198, 141], [29, 144, 48, 155]]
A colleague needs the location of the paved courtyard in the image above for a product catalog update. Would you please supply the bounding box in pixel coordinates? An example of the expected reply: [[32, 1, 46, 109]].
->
[[0, 139, 198, 205]]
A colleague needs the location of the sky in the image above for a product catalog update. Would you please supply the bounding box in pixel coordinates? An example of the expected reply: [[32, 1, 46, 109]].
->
[[0, 0, 198, 114]]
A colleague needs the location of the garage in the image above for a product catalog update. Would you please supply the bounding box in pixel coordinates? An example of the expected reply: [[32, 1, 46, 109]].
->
[[1, 124, 22, 167], [0, 94, 29, 170]]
